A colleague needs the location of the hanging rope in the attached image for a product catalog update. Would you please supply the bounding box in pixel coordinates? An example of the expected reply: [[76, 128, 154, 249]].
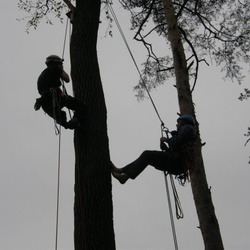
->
[[55, 125, 62, 250], [61, 14, 73, 120], [61, 12, 69, 61], [107, 1, 165, 127], [169, 174, 184, 219], [54, 13, 71, 250], [164, 173, 179, 250], [54, 8, 88, 250]]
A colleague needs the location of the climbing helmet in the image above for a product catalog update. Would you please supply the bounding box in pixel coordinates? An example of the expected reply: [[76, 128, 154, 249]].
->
[[177, 115, 195, 126], [45, 55, 63, 65]]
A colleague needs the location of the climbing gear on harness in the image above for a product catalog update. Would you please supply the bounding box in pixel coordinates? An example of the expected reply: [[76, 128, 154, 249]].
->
[[163, 126, 195, 186], [177, 142, 195, 185]]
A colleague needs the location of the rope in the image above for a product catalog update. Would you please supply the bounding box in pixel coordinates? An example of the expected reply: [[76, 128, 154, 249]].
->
[[107, 1, 165, 127], [54, 12, 71, 250], [61, 15, 73, 120], [55, 125, 62, 250], [169, 174, 184, 219], [61, 14, 69, 61], [54, 8, 88, 250], [51, 88, 61, 135], [164, 173, 179, 250]]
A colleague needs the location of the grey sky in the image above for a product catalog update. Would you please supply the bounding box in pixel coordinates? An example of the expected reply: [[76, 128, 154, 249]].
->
[[0, 1, 249, 250]]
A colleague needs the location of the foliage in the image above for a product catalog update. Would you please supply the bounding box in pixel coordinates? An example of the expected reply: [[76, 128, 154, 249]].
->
[[239, 88, 250, 144], [239, 88, 250, 101], [18, 0, 67, 32], [18, 0, 112, 34], [118, 0, 250, 99]]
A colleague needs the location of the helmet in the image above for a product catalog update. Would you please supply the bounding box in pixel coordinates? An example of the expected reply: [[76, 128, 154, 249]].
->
[[45, 55, 63, 64], [177, 115, 195, 125]]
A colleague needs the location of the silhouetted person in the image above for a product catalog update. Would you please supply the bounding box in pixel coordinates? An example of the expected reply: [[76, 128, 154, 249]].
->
[[111, 115, 196, 184], [35, 55, 85, 129]]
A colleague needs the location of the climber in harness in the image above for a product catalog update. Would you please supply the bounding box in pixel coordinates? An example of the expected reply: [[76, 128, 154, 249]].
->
[[111, 115, 196, 184], [35, 55, 85, 130]]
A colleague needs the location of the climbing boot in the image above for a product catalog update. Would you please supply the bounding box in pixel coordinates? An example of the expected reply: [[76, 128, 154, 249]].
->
[[111, 170, 129, 184], [66, 117, 81, 130], [110, 162, 124, 173]]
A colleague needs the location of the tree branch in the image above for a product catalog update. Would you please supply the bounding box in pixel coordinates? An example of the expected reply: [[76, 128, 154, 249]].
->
[[176, 0, 189, 19], [179, 26, 199, 92], [63, 0, 76, 12], [133, 0, 156, 41]]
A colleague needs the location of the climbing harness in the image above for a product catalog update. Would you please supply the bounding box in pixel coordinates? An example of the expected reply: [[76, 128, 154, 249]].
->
[[163, 127, 194, 186]]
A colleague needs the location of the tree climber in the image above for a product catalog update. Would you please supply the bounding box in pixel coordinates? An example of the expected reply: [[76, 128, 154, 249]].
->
[[111, 115, 196, 184], [35, 55, 85, 130]]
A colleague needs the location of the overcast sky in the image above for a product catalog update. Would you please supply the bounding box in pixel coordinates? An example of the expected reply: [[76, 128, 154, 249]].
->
[[0, 1, 249, 250]]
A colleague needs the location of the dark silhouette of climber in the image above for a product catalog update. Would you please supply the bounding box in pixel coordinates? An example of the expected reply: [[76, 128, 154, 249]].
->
[[35, 55, 85, 129], [111, 115, 196, 184]]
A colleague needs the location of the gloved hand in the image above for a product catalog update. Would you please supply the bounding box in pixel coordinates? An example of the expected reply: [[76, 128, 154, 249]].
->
[[171, 130, 178, 136], [34, 98, 42, 111], [160, 137, 169, 151]]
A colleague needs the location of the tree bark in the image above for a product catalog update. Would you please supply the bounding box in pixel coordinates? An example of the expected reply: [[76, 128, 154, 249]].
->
[[161, 0, 224, 249], [70, 1, 116, 249]]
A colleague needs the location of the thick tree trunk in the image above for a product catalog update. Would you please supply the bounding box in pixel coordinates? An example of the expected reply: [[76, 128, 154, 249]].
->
[[70, 1, 116, 249], [161, 0, 224, 249]]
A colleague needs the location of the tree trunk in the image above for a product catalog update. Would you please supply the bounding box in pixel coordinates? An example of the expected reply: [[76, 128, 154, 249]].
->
[[161, 0, 224, 249], [70, 1, 116, 249]]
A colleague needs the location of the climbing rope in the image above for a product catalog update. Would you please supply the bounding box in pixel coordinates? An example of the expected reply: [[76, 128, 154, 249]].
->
[[164, 173, 179, 250], [61, 13, 69, 61], [61, 14, 73, 121], [54, 11, 71, 250], [106, 1, 165, 127], [55, 125, 62, 250]]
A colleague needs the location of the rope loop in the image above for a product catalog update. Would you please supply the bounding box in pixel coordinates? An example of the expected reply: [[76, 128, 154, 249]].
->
[[164, 172, 179, 250]]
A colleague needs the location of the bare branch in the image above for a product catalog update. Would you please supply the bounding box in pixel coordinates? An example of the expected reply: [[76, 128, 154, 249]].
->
[[133, 0, 156, 41], [179, 26, 199, 92], [63, 0, 76, 12], [176, 0, 189, 19]]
